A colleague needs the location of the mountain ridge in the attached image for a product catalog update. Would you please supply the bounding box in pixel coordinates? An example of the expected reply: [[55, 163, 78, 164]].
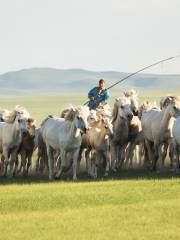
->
[[0, 67, 179, 95]]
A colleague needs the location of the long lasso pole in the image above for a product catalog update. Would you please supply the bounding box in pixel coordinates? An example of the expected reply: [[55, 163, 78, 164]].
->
[[84, 54, 180, 105]]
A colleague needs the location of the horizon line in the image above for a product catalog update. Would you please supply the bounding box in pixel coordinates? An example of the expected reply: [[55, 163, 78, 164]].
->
[[1, 66, 180, 76]]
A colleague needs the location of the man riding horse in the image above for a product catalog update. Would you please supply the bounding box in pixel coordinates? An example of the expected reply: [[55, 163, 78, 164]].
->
[[88, 79, 110, 110]]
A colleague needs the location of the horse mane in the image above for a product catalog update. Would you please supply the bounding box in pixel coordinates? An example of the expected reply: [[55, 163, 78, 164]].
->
[[124, 89, 138, 98], [60, 108, 70, 118], [40, 115, 53, 126], [140, 101, 156, 111], [160, 95, 180, 109], [14, 105, 30, 119], [65, 108, 76, 121], [65, 105, 89, 122], [89, 118, 102, 128], [0, 109, 10, 121], [4, 110, 16, 123], [28, 118, 36, 126], [112, 101, 118, 123], [3, 105, 30, 124]]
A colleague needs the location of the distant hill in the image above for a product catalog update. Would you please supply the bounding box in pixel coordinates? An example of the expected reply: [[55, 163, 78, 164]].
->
[[0, 68, 179, 95]]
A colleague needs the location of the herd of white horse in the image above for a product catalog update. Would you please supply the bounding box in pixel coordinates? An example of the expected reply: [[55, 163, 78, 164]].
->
[[0, 90, 180, 180]]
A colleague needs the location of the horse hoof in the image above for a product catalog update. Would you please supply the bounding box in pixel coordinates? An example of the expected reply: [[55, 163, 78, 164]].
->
[[8, 174, 13, 179], [49, 176, 54, 181], [23, 173, 27, 177], [104, 172, 108, 177]]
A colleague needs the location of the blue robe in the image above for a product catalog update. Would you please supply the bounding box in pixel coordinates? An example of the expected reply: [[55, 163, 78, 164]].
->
[[88, 86, 110, 110]]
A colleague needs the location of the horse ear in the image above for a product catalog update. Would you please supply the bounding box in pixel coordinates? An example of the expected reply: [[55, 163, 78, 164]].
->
[[168, 97, 172, 101], [131, 89, 137, 95], [28, 118, 34, 123], [101, 117, 105, 122], [162, 96, 172, 108]]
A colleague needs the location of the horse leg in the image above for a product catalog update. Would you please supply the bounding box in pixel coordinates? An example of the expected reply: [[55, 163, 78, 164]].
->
[[17, 151, 25, 175], [104, 150, 110, 177], [9, 150, 18, 178], [139, 142, 145, 167], [94, 153, 98, 179], [46, 144, 54, 180], [90, 151, 95, 178], [55, 154, 61, 174], [152, 144, 159, 171], [124, 143, 130, 169], [77, 147, 83, 174], [144, 139, 154, 170], [72, 148, 80, 181], [85, 149, 91, 177], [128, 143, 136, 169], [26, 153, 32, 175], [169, 140, 174, 169], [118, 145, 127, 169], [13, 155, 19, 177], [0, 155, 5, 176], [171, 139, 179, 171], [17, 154, 23, 175], [161, 143, 168, 167], [111, 144, 118, 172], [44, 149, 49, 174], [35, 148, 41, 172], [56, 150, 66, 179], [157, 143, 164, 171], [2, 147, 9, 177]]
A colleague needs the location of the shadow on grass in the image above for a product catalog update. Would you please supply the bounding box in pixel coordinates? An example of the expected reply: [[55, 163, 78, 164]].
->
[[0, 169, 180, 185]]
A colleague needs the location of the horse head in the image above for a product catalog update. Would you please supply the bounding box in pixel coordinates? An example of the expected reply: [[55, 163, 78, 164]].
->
[[113, 97, 133, 121]]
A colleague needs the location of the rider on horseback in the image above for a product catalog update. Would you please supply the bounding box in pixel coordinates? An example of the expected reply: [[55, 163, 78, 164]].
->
[[88, 79, 110, 110]]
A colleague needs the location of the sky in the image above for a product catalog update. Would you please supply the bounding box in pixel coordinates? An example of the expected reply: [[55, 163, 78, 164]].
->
[[0, 0, 180, 74]]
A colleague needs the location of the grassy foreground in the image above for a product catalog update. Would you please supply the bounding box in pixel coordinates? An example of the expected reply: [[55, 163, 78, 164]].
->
[[0, 172, 180, 240]]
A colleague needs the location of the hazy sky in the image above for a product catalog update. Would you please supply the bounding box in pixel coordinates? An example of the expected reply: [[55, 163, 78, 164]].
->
[[0, 0, 180, 74]]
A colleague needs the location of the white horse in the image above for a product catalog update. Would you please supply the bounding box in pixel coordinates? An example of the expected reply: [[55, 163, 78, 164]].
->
[[141, 96, 180, 170], [172, 116, 180, 170], [0, 106, 29, 177], [41, 106, 89, 180], [81, 115, 113, 178], [124, 89, 139, 116], [111, 97, 134, 171]]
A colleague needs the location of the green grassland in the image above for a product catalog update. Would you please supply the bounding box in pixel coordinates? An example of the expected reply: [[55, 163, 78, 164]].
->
[[0, 90, 180, 240], [1, 175, 180, 240]]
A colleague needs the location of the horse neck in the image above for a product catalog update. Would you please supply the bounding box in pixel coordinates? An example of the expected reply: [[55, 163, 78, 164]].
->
[[96, 122, 107, 139], [10, 118, 22, 139], [89, 119, 101, 128], [131, 96, 138, 107], [114, 114, 128, 128], [113, 115, 129, 137], [69, 119, 81, 139], [160, 106, 172, 132]]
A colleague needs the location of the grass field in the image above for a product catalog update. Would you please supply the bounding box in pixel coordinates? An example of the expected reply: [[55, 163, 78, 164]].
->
[[0, 90, 180, 240], [1, 172, 180, 240]]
